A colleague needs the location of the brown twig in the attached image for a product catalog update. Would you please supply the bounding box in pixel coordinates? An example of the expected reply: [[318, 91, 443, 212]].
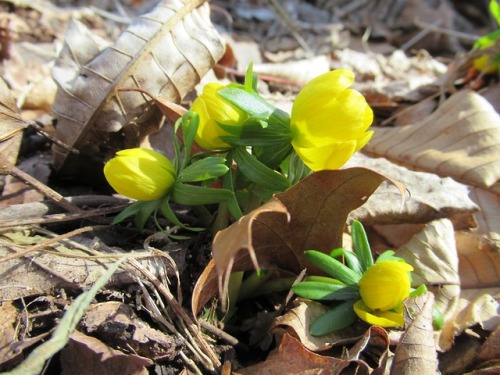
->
[[9, 167, 81, 213]]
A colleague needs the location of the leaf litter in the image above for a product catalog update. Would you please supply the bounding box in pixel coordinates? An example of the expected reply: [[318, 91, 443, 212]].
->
[[0, 0, 499, 374]]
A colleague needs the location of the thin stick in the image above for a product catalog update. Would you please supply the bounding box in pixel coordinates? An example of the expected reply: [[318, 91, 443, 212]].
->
[[0, 225, 107, 264], [126, 258, 221, 371], [9, 167, 81, 213]]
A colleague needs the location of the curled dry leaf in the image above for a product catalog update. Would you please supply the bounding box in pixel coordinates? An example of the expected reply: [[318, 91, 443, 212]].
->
[[271, 299, 362, 352], [51, 0, 225, 179], [364, 90, 500, 191], [391, 293, 438, 375], [395, 219, 460, 326], [0, 77, 26, 174], [456, 231, 500, 290], [234, 333, 342, 375], [347, 153, 478, 225], [192, 168, 405, 315], [60, 331, 152, 375]]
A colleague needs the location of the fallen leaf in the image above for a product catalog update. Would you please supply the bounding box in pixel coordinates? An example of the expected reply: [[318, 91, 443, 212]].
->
[[235, 333, 342, 375], [81, 301, 179, 361], [440, 291, 500, 351], [456, 231, 500, 290], [271, 299, 363, 352], [192, 168, 404, 314], [60, 330, 152, 375], [51, 0, 225, 179], [364, 90, 500, 191], [395, 219, 460, 323], [0, 77, 26, 175], [347, 153, 478, 225], [347, 326, 390, 373], [469, 187, 500, 243], [391, 293, 439, 375]]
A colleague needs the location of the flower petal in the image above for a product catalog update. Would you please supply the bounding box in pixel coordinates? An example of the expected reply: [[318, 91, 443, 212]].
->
[[353, 300, 404, 328], [290, 69, 374, 171], [358, 261, 413, 311], [104, 148, 176, 201], [191, 83, 247, 150]]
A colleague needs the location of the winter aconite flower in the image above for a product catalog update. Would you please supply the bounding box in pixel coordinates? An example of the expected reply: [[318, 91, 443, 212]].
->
[[191, 83, 248, 150], [104, 148, 176, 201], [353, 260, 414, 327], [290, 69, 374, 171]]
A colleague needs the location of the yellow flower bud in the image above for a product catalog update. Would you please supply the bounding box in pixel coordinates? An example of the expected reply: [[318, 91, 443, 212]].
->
[[290, 69, 374, 171], [353, 260, 413, 328], [104, 148, 176, 201], [191, 83, 248, 150]]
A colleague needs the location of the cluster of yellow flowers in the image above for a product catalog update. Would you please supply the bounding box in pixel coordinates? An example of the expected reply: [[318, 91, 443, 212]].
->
[[101, 67, 428, 334], [104, 68, 373, 202]]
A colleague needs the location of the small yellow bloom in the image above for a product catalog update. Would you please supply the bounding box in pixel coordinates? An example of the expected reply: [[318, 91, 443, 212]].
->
[[290, 69, 374, 171], [104, 148, 176, 201], [354, 260, 413, 327], [191, 83, 248, 150]]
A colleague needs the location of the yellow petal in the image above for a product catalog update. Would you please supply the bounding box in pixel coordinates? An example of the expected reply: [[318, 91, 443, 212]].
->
[[191, 83, 247, 150], [358, 261, 413, 311], [293, 140, 357, 171], [290, 69, 374, 170], [353, 300, 404, 328], [104, 148, 176, 201]]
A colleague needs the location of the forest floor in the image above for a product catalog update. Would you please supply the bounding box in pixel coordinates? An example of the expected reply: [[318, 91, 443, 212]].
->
[[0, 0, 499, 374]]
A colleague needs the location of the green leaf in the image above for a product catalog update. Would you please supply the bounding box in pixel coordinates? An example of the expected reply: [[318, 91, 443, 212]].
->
[[310, 300, 358, 336], [292, 281, 359, 301], [134, 200, 160, 230], [180, 111, 199, 166], [304, 250, 362, 286], [111, 200, 147, 225], [375, 250, 406, 263], [474, 29, 500, 49], [233, 146, 291, 192], [172, 183, 235, 206], [254, 142, 293, 170], [177, 157, 229, 182], [351, 220, 374, 272], [329, 248, 363, 275], [220, 117, 291, 147], [218, 87, 275, 119], [159, 197, 204, 232], [490, 0, 500, 26]]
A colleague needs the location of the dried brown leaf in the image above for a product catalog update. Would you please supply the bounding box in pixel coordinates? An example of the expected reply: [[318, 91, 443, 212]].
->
[[60, 331, 152, 375], [347, 154, 478, 225], [271, 299, 363, 352], [395, 219, 460, 324], [0, 77, 26, 174], [391, 293, 438, 375], [456, 231, 500, 289], [364, 90, 500, 190], [235, 333, 342, 375], [51, 0, 225, 178], [192, 168, 404, 315]]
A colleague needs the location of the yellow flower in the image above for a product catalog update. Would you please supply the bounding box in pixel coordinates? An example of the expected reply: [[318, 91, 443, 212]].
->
[[191, 83, 248, 150], [104, 148, 176, 201], [354, 260, 413, 327], [290, 69, 374, 171]]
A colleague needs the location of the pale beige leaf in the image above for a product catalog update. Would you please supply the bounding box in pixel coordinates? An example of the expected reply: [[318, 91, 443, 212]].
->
[[253, 55, 330, 86], [51, 0, 225, 177], [391, 293, 438, 375], [469, 186, 500, 243], [456, 231, 500, 289], [364, 90, 500, 190], [439, 290, 500, 351], [395, 219, 460, 323], [347, 154, 478, 225]]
